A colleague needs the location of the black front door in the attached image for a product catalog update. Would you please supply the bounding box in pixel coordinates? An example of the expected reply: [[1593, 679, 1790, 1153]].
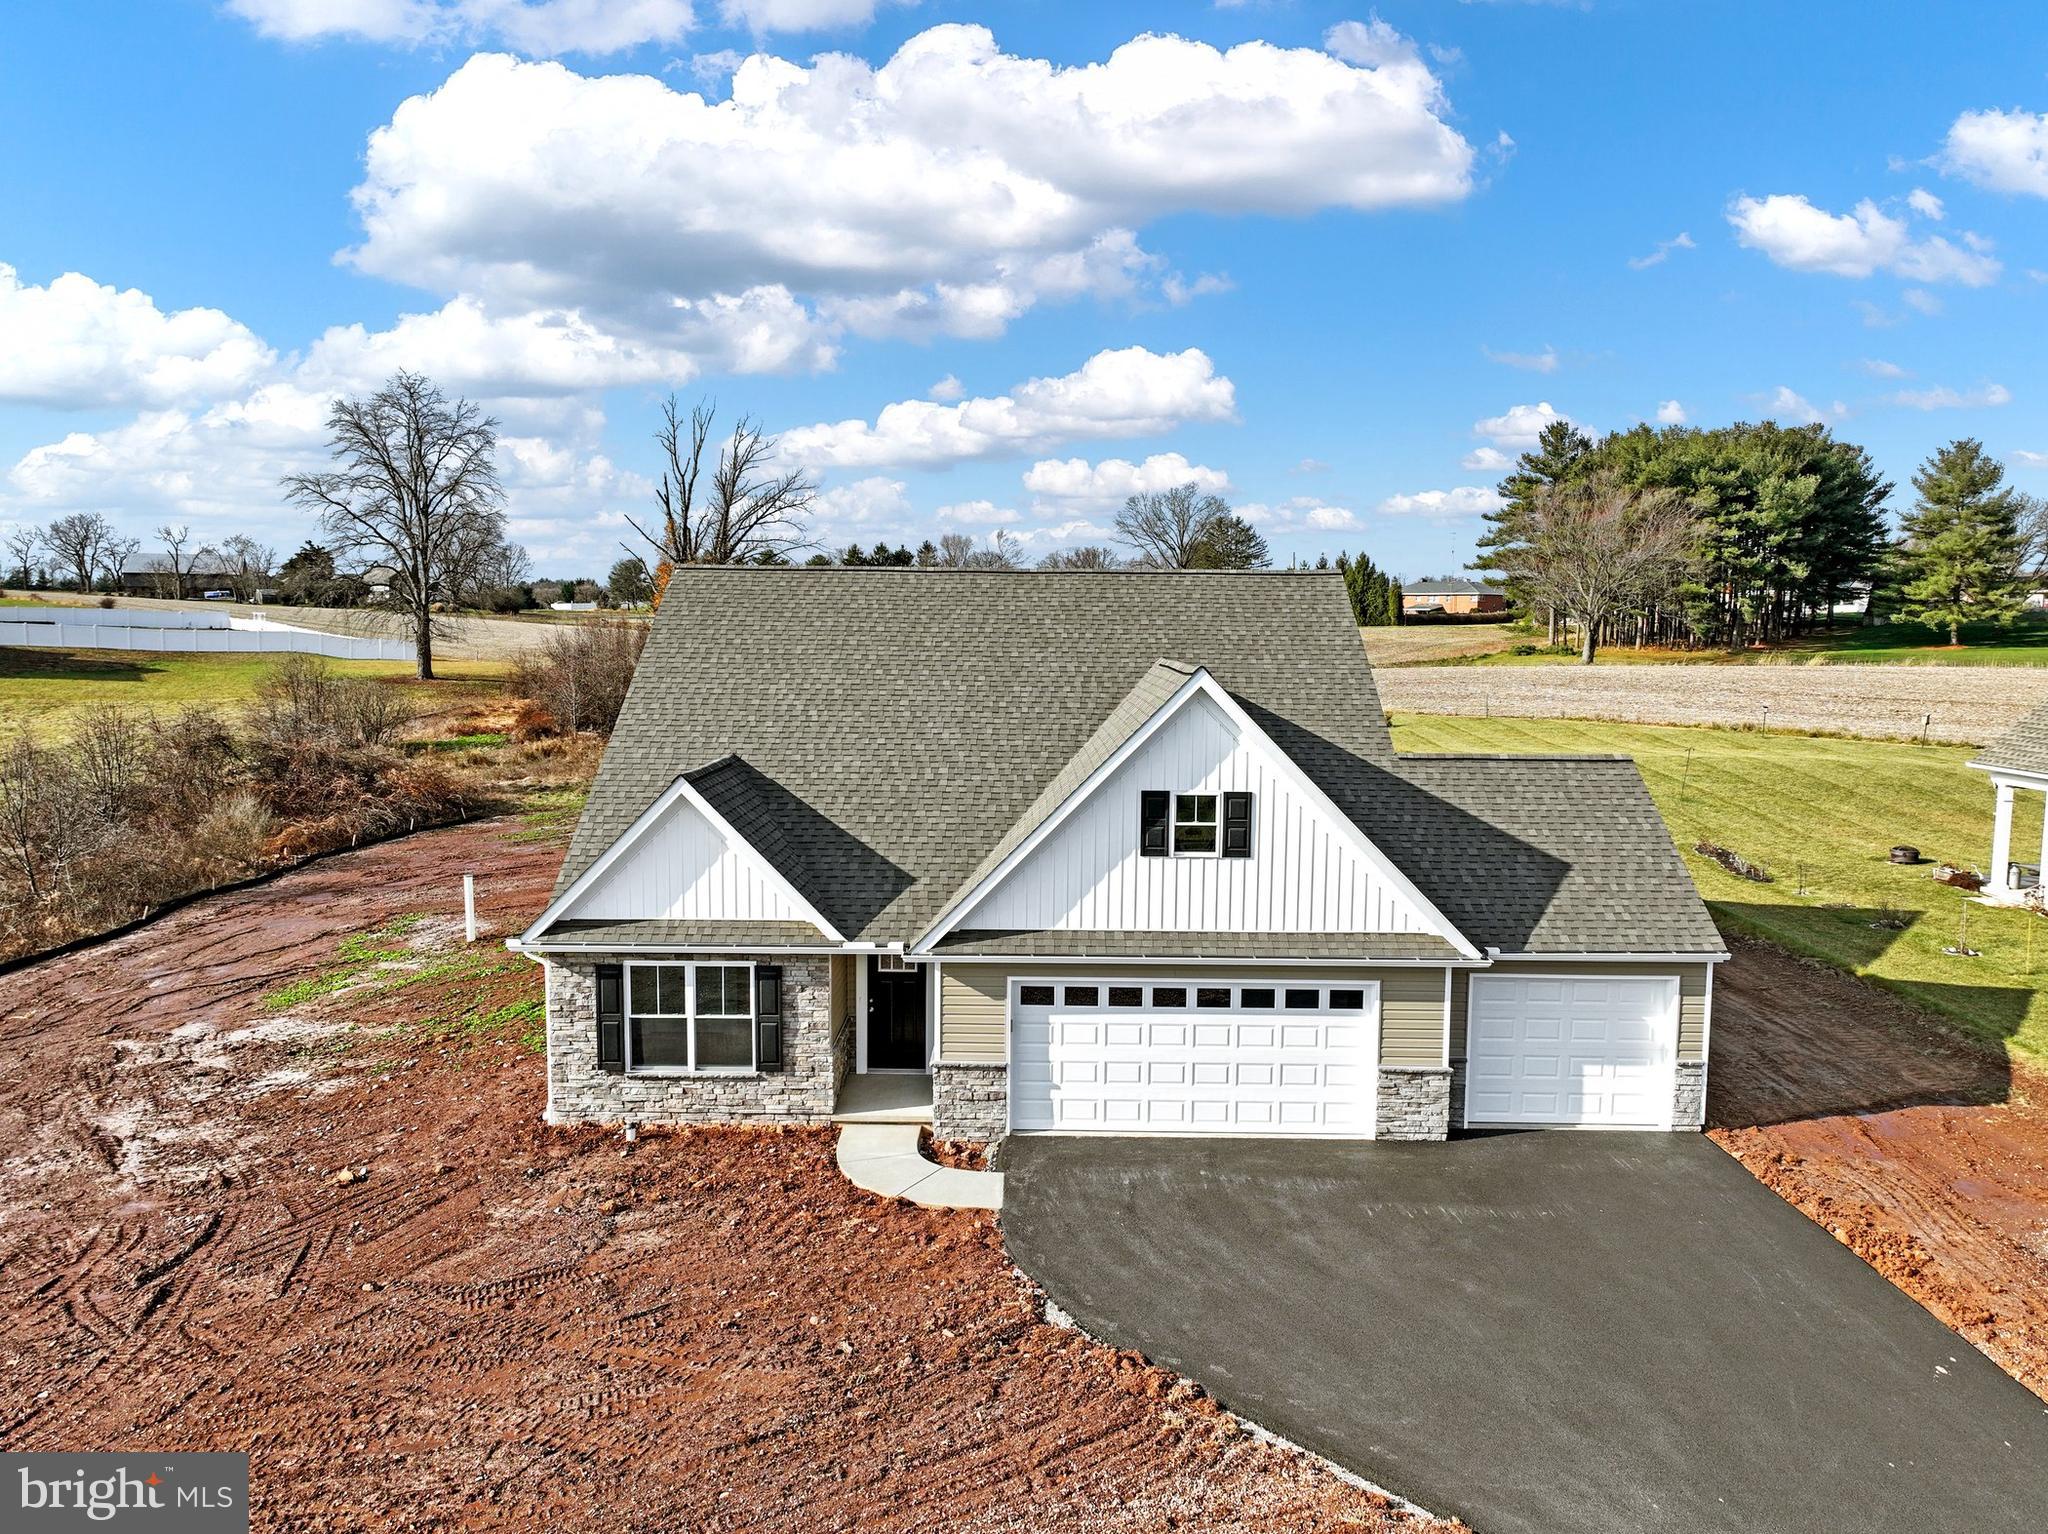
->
[[867, 957, 928, 1071]]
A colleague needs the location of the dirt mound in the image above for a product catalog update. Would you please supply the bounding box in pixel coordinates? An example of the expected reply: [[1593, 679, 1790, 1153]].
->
[[0, 819, 1448, 1533]]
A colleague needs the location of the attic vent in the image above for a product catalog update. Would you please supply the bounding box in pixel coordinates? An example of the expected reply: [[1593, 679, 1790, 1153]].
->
[[875, 953, 916, 973]]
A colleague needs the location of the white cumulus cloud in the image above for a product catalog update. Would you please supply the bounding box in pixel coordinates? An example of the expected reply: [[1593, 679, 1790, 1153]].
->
[[1022, 452, 1230, 508], [1460, 445, 1511, 472], [1655, 399, 1687, 425], [1377, 486, 1501, 520], [1941, 108, 2048, 197], [1472, 401, 1570, 450], [1727, 193, 2000, 285], [1759, 386, 1846, 426], [0, 263, 276, 409], [779, 347, 1236, 469], [341, 25, 1474, 345]]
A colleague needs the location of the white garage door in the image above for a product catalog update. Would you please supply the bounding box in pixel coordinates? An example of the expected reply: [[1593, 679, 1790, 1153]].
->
[[1465, 974, 1677, 1128], [1009, 978, 1378, 1137]]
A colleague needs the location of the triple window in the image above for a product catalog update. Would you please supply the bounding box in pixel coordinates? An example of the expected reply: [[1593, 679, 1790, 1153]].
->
[[627, 962, 754, 1072]]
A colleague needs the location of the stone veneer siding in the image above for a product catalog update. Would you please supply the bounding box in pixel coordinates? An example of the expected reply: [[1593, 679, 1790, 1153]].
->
[[1671, 1059, 1706, 1130], [544, 954, 839, 1126], [933, 1062, 1009, 1141], [1376, 1065, 1452, 1141]]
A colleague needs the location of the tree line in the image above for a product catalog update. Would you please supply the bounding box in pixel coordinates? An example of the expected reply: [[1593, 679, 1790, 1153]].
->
[[1476, 418, 2046, 662]]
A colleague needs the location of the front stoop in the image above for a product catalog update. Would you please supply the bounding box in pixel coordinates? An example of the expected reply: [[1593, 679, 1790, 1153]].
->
[[835, 1122, 1004, 1212]]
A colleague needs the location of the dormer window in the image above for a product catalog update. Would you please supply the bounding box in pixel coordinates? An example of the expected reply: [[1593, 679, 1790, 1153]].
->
[[1173, 793, 1218, 855], [1140, 790, 1252, 858]]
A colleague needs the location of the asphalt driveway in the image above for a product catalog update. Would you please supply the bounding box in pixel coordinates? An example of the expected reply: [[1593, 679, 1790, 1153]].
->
[[1001, 1133, 2048, 1534]]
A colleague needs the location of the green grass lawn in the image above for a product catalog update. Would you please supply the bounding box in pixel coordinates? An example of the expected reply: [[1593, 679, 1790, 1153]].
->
[[0, 647, 509, 736], [1454, 615, 2048, 668], [1391, 713, 2048, 1073]]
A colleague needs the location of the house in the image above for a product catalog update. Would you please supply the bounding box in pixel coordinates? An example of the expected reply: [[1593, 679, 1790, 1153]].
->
[[118, 569, 274, 600], [511, 570, 1724, 1142], [1969, 700, 2048, 901], [1399, 577, 1507, 616]]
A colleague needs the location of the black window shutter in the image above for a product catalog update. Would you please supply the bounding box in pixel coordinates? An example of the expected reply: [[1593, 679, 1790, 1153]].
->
[[755, 964, 784, 1072], [1139, 790, 1170, 857], [595, 964, 625, 1074], [1222, 791, 1253, 858]]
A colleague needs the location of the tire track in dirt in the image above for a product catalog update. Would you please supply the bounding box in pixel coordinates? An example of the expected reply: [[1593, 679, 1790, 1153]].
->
[[0, 817, 1450, 1534], [1707, 931, 2048, 1399]]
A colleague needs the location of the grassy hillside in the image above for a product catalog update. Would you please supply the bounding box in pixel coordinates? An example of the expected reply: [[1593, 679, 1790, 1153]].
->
[[1390, 714, 2048, 1072], [0, 647, 509, 736]]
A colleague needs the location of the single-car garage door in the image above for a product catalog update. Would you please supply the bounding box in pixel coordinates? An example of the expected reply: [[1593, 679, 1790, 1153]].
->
[[1465, 974, 1678, 1128], [1009, 978, 1378, 1137]]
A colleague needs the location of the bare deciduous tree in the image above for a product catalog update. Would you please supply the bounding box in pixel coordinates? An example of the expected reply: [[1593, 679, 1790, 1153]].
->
[[1114, 484, 1231, 569], [1496, 471, 1698, 664], [150, 525, 197, 599], [219, 534, 278, 602], [628, 396, 815, 572], [282, 371, 505, 679], [1037, 545, 1123, 571], [100, 537, 140, 592], [43, 512, 114, 594], [3, 525, 43, 590]]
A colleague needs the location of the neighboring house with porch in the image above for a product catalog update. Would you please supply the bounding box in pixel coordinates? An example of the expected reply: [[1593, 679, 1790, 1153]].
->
[[512, 569, 1723, 1142], [1970, 700, 2048, 902], [1399, 577, 1507, 616]]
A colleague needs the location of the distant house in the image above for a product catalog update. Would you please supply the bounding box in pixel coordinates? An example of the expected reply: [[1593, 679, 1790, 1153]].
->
[[119, 570, 274, 601], [1400, 578, 1507, 616], [357, 565, 399, 600]]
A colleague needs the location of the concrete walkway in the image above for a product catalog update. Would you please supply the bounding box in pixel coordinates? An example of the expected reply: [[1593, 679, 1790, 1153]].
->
[[834, 1122, 1004, 1211]]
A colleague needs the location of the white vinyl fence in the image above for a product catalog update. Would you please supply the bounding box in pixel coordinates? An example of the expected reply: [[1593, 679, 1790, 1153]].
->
[[0, 615, 411, 661]]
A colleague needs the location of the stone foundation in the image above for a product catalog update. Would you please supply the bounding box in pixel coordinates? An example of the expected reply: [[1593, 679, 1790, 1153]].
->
[[933, 1062, 1009, 1141], [1671, 1058, 1706, 1130], [1376, 1065, 1452, 1141], [544, 954, 837, 1125]]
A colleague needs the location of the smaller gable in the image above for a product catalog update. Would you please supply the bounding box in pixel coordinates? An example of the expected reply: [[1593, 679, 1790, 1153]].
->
[[522, 767, 843, 944]]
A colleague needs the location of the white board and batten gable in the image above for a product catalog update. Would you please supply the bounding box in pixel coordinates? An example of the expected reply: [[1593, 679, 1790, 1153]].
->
[[928, 672, 1471, 951], [523, 776, 842, 941]]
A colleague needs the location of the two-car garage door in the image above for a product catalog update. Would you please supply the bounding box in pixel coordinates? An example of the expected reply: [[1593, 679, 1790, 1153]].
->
[[1465, 974, 1678, 1129], [1010, 978, 1378, 1138]]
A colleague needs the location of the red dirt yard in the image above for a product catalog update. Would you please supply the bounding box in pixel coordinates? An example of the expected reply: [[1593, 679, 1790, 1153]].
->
[[0, 818, 1446, 1533]]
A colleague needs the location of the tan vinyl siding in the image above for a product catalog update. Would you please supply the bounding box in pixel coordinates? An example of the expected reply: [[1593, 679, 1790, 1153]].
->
[[1378, 967, 1450, 1067], [940, 965, 1010, 1063], [1450, 963, 1710, 1062], [939, 962, 1448, 1065]]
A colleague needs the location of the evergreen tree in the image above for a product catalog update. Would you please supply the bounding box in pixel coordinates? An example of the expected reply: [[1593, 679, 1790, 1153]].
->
[[1478, 419, 1595, 634], [1897, 438, 2028, 645]]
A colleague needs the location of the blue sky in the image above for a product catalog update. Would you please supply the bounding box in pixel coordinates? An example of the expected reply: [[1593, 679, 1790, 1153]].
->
[[3, 0, 2045, 578]]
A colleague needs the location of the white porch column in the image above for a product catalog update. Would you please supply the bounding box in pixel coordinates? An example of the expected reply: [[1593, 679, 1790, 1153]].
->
[[2038, 790, 2048, 897], [1989, 781, 2015, 896]]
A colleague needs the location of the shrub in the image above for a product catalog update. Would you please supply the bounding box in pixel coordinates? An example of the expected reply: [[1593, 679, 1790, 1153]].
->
[[508, 621, 646, 736]]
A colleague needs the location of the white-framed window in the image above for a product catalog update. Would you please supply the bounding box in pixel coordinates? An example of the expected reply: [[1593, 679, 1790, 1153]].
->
[[1172, 792, 1218, 856], [626, 961, 754, 1073]]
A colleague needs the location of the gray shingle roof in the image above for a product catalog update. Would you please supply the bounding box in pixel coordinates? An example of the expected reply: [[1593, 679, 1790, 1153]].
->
[[931, 930, 1466, 961], [1374, 756, 1724, 954], [1973, 699, 2048, 776], [546, 568, 1717, 958]]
